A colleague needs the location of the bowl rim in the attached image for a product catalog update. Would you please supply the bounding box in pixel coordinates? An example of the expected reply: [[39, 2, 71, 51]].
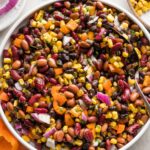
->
[[0, 0, 150, 150]]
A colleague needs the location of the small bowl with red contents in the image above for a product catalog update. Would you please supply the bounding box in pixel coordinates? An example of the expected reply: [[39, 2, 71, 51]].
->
[[0, 0, 150, 150]]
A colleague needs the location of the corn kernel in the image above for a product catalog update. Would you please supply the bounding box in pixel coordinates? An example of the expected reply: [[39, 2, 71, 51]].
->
[[98, 84, 103, 91], [74, 140, 83, 146], [122, 133, 127, 139], [138, 120, 144, 125], [64, 73, 74, 80], [3, 71, 10, 79], [78, 77, 85, 83], [86, 83, 92, 90], [112, 111, 118, 120], [128, 78, 135, 85], [50, 24, 55, 30], [110, 138, 117, 144], [41, 137, 47, 142], [110, 121, 117, 128], [107, 14, 114, 22], [63, 126, 68, 133], [140, 109, 146, 114], [34, 102, 39, 108], [121, 22, 128, 30], [22, 135, 30, 142], [56, 41, 62, 50], [18, 79, 25, 85], [14, 100, 18, 107], [53, 45, 58, 53], [4, 58, 12, 64], [129, 114, 135, 119], [27, 79, 33, 84], [106, 112, 112, 119], [129, 119, 135, 125], [70, 39, 76, 45], [122, 51, 129, 58], [7, 116, 12, 122], [134, 48, 141, 59], [108, 39, 113, 48], [92, 98, 97, 105], [129, 104, 138, 113], [99, 103, 107, 109], [31, 20, 37, 27], [113, 62, 120, 68], [97, 21, 102, 27], [4, 64, 10, 70], [96, 125, 101, 133], [77, 89, 84, 97], [99, 76, 106, 84]]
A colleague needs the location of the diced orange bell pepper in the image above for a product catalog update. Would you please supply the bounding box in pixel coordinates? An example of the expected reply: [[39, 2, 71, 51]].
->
[[66, 19, 78, 31], [0, 91, 9, 102], [64, 113, 75, 126]]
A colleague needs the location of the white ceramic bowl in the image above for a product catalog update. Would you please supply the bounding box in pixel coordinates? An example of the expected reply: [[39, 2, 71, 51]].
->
[[0, 0, 26, 31], [0, 0, 150, 150]]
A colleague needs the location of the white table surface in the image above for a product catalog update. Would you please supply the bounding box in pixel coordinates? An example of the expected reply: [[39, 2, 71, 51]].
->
[[0, 0, 149, 150]]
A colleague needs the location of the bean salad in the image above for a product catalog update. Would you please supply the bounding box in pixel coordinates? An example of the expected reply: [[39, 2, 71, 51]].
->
[[0, 0, 150, 150]]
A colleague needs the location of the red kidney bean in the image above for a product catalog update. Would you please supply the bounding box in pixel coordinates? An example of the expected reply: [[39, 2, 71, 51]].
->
[[84, 129, 94, 142], [11, 46, 19, 60], [122, 88, 130, 101], [29, 94, 42, 105], [49, 78, 58, 85], [54, 2, 63, 8], [71, 31, 79, 42], [96, 2, 104, 10], [25, 35, 34, 45], [21, 40, 29, 51], [106, 139, 111, 150], [87, 116, 97, 123], [64, 1, 71, 9], [51, 54, 58, 60], [23, 27, 29, 35], [140, 55, 148, 66], [10, 70, 21, 81], [38, 65, 49, 73], [75, 123, 81, 136], [13, 88, 23, 97], [112, 42, 123, 52], [34, 108, 48, 113], [118, 79, 129, 90], [54, 13, 64, 21], [19, 96, 27, 102], [82, 94, 92, 104], [3, 49, 10, 58], [95, 59, 103, 70], [127, 123, 140, 135], [35, 78, 45, 90], [141, 37, 149, 45], [87, 48, 94, 57]]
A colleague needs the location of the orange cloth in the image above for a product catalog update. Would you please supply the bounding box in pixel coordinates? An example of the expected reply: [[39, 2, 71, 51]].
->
[[0, 118, 27, 150]]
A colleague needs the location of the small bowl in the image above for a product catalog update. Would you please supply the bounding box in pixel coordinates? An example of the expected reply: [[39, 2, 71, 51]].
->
[[127, 0, 150, 30], [0, 0, 150, 150]]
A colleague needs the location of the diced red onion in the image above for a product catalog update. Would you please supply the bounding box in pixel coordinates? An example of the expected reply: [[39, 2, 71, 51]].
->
[[15, 82, 22, 91], [14, 123, 22, 130], [88, 16, 99, 24], [63, 36, 72, 46], [31, 113, 50, 124], [81, 112, 87, 122], [96, 92, 111, 106], [43, 127, 56, 138], [0, 0, 18, 15], [86, 74, 93, 82]]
